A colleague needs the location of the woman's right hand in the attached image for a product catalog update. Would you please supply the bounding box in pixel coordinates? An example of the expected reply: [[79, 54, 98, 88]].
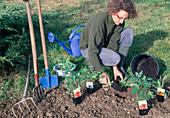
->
[[98, 72, 111, 85]]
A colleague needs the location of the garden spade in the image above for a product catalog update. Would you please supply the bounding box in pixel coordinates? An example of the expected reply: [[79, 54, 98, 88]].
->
[[24, 0, 44, 103], [37, 0, 58, 89], [12, 55, 40, 117]]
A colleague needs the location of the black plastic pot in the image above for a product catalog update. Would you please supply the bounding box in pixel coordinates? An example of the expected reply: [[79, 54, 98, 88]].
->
[[139, 109, 148, 115], [157, 88, 165, 102], [87, 88, 94, 93], [130, 53, 159, 79], [111, 77, 123, 92], [138, 100, 148, 115], [90, 80, 102, 93], [72, 97, 82, 105], [86, 81, 95, 93], [157, 95, 164, 102]]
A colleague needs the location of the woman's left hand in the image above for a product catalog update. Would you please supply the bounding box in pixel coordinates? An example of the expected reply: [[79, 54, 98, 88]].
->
[[113, 66, 123, 81]]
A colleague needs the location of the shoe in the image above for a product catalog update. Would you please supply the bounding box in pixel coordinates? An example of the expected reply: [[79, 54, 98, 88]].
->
[[118, 45, 130, 78], [119, 67, 130, 78]]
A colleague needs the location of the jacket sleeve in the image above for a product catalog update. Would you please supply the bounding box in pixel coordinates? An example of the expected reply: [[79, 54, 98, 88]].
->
[[88, 22, 105, 72]]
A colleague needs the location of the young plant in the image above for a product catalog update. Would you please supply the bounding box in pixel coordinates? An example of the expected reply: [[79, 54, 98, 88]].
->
[[119, 77, 131, 88], [110, 77, 129, 92], [53, 57, 76, 77], [63, 66, 103, 96], [63, 67, 89, 97], [57, 57, 76, 71], [63, 71, 83, 97], [152, 76, 169, 99], [85, 71, 103, 92], [129, 71, 155, 101], [129, 71, 156, 115]]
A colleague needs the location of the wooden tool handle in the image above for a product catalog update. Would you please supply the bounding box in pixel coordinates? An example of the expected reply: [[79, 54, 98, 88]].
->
[[37, 0, 49, 69], [26, 1, 39, 86]]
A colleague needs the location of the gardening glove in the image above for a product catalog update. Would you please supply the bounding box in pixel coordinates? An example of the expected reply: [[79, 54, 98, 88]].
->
[[113, 66, 123, 81], [98, 72, 110, 85]]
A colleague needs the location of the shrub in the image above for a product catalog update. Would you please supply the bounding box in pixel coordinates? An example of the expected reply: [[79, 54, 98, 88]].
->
[[0, 3, 41, 71]]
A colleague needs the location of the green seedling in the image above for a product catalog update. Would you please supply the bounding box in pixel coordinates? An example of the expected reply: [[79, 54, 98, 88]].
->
[[119, 77, 131, 88], [129, 71, 155, 101], [57, 57, 76, 71], [63, 67, 96, 96], [152, 76, 169, 99], [63, 66, 103, 97]]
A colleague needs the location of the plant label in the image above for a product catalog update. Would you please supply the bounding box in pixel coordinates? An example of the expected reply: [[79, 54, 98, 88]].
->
[[73, 88, 81, 98], [157, 88, 165, 96], [138, 100, 148, 110], [86, 82, 94, 88], [102, 85, 109, 90]]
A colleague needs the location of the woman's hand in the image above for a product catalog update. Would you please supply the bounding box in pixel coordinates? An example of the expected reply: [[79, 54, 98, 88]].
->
[[98, 72, 111, 85], [113, 66, 123, 81]]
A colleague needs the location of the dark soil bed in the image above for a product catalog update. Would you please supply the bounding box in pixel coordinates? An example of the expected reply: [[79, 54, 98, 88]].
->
[[1, 83, 170, 118]]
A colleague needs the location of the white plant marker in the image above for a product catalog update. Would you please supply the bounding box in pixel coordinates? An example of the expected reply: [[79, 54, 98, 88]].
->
[[86, 82, 94, 89], [73, 88, 81, 98], [157, 88, 165, 96], [102, 85, 109, 91], [138, 100, 148, 110]]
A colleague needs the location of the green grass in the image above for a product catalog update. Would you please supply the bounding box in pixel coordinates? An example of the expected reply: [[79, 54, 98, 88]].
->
[[0, 0, 169, 103]]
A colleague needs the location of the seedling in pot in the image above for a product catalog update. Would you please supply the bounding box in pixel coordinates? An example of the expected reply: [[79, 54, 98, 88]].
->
[[111, 77, 123, 92], [129, 71, 155, 115], [63, 69, 83, 105], [72, 88, 82, 105], [63, 71, 85, 99], [138, 100, 148, 115], [119, 77, 131, 91], [53, 57, 76, 77], [86, 72, 103, 93], [63, 67, 98, 104], [111, 76, 130, 92], [152, 76, 169, 102], [86, 81, 94, 93], [58, 57, 76, 71], [157, 88, 165, 102]]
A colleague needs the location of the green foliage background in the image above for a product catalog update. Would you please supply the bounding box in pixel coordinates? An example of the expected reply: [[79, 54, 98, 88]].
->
[[0, 0, 169, 103]]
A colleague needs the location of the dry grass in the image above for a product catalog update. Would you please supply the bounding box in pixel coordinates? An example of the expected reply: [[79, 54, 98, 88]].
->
[[7, 0, 82, 11]]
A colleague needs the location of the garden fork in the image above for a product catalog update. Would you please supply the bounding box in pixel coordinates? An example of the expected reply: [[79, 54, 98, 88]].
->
[[12, 55, 40, 117], [24, 0, 44, 104]]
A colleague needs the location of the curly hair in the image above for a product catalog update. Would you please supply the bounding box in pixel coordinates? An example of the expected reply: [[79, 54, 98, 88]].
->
[[106, 0, 137, 18]]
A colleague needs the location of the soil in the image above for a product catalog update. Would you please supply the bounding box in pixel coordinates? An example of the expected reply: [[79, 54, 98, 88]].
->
[[136, 57, 158, 79], [1, 82, 170, 118]]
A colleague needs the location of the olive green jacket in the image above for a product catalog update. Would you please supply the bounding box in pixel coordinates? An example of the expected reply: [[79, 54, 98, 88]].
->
[[79, 12, 125, 72]]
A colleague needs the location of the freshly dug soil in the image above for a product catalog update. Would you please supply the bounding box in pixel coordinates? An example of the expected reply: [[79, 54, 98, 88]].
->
[[1, 83, 170, 118], [137, 57, 158, 78]]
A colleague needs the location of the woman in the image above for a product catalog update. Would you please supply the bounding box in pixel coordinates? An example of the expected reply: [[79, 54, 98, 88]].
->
[[79, 0, 137, 85]]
